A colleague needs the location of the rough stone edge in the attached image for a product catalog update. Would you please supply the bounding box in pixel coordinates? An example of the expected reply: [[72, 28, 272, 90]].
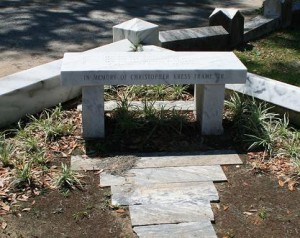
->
[[0, 39, 134, 128]]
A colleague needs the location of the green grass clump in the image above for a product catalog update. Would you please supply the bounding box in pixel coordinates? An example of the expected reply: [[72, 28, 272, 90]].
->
[[55, 163, 82, 191], [0, 134, 16, 167], [32, 105, 74, 141], [235, 30, 300, 86], [225, 93, 300, 159]]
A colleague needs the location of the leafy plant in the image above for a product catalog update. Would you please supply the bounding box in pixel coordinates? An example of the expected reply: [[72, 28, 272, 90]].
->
[[225, 93, 279, 154], [55, 163, 82, 191], [258, 207, 268, 220], [28, 105, 74, 141], [0, 135, 15, 167], [12, 162, 34, 188]]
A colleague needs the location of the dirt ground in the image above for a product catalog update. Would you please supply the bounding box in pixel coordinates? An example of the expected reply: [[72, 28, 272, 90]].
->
[[2, 1, 299, 237], [1, 133, 299, 238]]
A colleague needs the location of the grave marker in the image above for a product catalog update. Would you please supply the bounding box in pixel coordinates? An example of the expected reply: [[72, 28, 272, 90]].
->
[[113, 18, 159, 46], [61, 52, 246, 138], [209, 8, 244, 48]]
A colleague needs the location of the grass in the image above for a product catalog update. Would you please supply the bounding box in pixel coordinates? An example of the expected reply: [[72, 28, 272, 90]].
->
[[235, 29, 300, 86], [225, 93, 300, 160], [55, 163, 83, 191]]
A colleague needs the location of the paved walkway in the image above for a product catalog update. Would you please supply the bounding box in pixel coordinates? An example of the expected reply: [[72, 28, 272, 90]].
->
[[72, 151, 243, 237], [0, 0, 263, 77]]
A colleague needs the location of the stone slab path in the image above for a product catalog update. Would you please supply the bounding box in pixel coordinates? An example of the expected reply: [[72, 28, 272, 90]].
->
[[71, 150, 242, 237]]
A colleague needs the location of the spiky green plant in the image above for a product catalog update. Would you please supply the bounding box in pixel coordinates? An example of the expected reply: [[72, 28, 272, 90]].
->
[[12, 162, 34, 188], [0, 135, 15, 167], [55, 163, 82, 191]]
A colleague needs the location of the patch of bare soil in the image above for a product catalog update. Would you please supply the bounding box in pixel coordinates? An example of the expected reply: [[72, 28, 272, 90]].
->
[[213, 156, 300, 238], [1, 171, 136, 238], [0, 105, 299, 238]]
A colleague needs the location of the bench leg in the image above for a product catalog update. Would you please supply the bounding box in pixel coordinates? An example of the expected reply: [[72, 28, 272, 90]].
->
[[194, 84, 225, 135], [82, 86, 105, 139]]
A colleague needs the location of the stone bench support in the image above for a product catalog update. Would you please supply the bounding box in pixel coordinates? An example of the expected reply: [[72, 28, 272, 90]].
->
[[61, 52, 246, 139]]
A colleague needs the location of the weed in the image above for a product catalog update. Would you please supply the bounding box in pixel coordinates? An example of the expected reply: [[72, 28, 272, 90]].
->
[[73, 211, 89, 222], [258, 207, 268, 220], [0, 136, 15, 167], [24, 137, 40, 154], [131, 44, 143, 52], [170, 84, 189, 100], [55, 163, 82, 191], [31, 151, 48, 166], [12, 162, 34, 188], [225, 93, 279, 154], [28, 105, 74, 141]]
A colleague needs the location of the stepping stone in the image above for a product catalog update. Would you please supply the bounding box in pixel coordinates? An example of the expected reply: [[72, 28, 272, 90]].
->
[[130, 202, 214, 226], [71, 155, 104, 171], [71, 150, 242, 171], [100, 165, 227, 187], [111, 181, 219, 205], [133, 221, 217, 238], [135, 150, 243, 168]]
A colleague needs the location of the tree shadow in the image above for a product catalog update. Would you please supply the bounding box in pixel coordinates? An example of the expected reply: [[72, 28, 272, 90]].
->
[[0, 0, 258, 58]]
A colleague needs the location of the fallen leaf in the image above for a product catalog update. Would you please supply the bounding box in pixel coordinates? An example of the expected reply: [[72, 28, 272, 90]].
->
[[0, 211, 7, 215], [243, 212, 253, 216], [116, 209, 125, 213], [22, 208, 31, 212], [288, 181, 296, 191], [0, 178, 5, 188], [1, 222, 7, 230], [94, 169, 104, 175], [223, 205, 229, 211], [278, 180, 285, 187]]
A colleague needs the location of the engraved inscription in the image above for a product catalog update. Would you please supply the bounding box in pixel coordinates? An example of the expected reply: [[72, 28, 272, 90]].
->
[[82, 72, 225, 83]]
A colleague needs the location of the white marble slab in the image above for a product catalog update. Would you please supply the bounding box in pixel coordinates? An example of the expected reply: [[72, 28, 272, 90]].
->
[[0, 39, 134, 128], [100, 173, 126, 187], [130, 202, 214, 226], [133, 221, 217, 238], [135, 150, 242, 168], [210, 8, 239, 19], [72, 150, 242, 171], [226, 72, 300, 112], [113, 18, 159, 46], [100, 165, 226, 187], [61, 52, 247, 86], [111, 181, 219, 205]]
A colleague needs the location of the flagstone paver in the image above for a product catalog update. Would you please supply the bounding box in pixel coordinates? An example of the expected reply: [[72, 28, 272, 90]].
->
[[111, 181, 219, 206], [133, 221, 218, 238], [71, 150, 242, 171], [135, 150, 242, 168], [129, 202, 214, 226], [71, 151, 243, 237], [100, 165, 227, 187]]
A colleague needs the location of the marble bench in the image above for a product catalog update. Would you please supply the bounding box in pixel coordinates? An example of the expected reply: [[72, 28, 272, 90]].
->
[[61, 51, 246, 139]]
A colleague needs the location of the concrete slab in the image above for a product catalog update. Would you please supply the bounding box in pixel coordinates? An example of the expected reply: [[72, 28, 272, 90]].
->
[[130, 202, 214, 226], [133, 221, 217, 238], [111, 181, 219, 205]]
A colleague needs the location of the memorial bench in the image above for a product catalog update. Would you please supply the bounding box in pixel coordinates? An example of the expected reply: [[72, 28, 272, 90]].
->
[[61, 52, 246, 139]]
